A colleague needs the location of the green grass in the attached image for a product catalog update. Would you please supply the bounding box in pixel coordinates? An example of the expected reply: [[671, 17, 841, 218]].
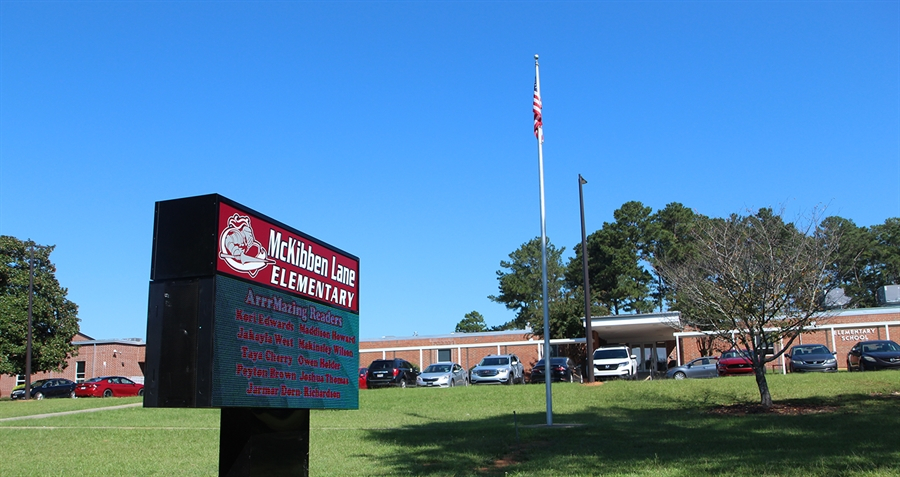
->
[[1, 372, 899, 476]]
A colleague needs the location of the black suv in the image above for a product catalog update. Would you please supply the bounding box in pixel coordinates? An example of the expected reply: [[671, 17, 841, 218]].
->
[[365, 359, 418, 388]]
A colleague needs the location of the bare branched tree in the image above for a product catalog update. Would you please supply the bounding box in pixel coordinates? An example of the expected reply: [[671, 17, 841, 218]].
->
[[655, 208, 839, 408]]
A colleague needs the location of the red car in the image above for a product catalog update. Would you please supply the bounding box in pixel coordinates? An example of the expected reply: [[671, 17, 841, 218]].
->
[[358, 367, 368, 389], [75, 376, 144, 398], [717, 350, 754, 376]]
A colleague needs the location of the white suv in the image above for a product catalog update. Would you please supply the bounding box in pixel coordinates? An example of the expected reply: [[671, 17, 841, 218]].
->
[[593, 346, 638, 380]]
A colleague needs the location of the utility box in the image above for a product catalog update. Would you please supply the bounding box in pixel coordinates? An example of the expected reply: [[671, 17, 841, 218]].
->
[[877, 285, 900, 306]]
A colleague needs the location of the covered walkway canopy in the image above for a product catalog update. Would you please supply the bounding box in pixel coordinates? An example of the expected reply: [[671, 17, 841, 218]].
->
[[586, 312, 682, 345]]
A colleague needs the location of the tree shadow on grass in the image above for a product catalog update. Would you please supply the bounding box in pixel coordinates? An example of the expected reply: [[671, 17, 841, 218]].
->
[[359, 392, 900, 476]]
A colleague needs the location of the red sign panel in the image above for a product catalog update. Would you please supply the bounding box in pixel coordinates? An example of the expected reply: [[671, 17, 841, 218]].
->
[[216, 202, 359, 313]]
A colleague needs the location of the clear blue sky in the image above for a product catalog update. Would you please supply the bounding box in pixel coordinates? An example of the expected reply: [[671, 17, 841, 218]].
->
[[2, 1, 898, 341]]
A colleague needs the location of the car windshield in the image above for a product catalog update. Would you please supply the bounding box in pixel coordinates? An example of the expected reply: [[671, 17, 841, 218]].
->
[[883, 342, 900, 352], [368, 361, 394, 370], [424, 365, 451, 373], [722, 350, 749, 359], [85, 377, 104, 383], [594, 349, 627, 359], [480, 357, 509, 366], [863, 341, 900, 353], [793, 345, 830, 355], [30, 380, 48, 388]]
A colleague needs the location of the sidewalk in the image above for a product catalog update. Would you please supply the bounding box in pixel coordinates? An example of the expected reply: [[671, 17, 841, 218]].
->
[[0, 402, 142, 422]]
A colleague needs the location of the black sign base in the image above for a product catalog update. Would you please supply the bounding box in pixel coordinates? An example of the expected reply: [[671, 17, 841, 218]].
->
[[220, 408, 310, 476]]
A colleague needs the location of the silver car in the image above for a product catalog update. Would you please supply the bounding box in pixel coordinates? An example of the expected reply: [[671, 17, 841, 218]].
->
[[470, 354, 525, 385], [416, 362, 468, 387], [666, 357, 719, 379]]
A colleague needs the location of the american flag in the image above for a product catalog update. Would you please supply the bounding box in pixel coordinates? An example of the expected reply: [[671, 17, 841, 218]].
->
[[533, 80, 543, 142]]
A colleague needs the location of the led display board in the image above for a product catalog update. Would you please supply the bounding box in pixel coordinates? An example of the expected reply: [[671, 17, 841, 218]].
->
[[212, 275, 358, 408], [145, 194, 359, 410]]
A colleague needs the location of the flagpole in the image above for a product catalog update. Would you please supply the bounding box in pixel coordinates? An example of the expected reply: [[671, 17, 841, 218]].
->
[[534, 54, 553, 426]]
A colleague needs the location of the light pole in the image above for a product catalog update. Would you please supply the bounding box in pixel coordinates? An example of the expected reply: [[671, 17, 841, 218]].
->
[[25, 240, 34, 400], [578, 175, 593, 383]]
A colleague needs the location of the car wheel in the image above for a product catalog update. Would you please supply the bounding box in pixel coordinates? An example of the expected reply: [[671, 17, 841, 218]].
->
[[859, 361, 867, 372], [138, 389, 144, 397], [505, 376, 513, 385], [103, 389, 113, 397], [449, 378, 455, 387], [674, 371, 686, 380], [34, 392, 44, 400], [399, 379, 407, 389], [70, 391, 77, 399]]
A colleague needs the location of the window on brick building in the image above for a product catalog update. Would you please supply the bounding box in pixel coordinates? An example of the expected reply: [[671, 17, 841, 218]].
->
[[438, 349, 451, 362], [76, 361, 86, 383]]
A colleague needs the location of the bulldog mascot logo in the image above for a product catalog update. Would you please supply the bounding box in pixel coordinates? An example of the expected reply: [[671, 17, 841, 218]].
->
[[219, 213, 274, 278]]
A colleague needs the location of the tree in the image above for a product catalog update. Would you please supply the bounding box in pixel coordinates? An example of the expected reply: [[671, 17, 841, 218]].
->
[[567, 202, 655, 314], [648, 203, 702, 311], [0, 236, 80, 377], [870, 218, 900, 294], [654, 209, 838, 408], [820, 216, 876, 307], [455, 311, 488, 333], [489, 237, 580, 338], [820, 216, 900, 307]]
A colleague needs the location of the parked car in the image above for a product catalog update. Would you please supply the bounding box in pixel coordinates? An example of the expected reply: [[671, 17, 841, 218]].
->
[[10, 378, 77, 400], [717, 349, 754, 376], [470, 354, 525, 385], [365, 359, 418, 388], [665, 357, 719, 380], [358, 367, 368, 389], [785, 344, 837, 372], [592, 346, 638, 380], [529, 357, 582, 383], [74, 376, 144, 398], [416, 362, 468, 387], [847, 340, 900, 372]]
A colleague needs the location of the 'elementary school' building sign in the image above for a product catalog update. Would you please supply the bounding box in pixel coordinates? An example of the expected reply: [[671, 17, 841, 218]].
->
[[836, 328, 876, 342]]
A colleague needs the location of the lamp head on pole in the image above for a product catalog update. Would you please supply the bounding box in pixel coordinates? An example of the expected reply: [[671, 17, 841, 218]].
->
[[579, 174, 587, 185]]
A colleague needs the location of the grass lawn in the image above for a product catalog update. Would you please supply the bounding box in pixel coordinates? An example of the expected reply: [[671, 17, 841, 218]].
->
[[0, 371, 898, 476]]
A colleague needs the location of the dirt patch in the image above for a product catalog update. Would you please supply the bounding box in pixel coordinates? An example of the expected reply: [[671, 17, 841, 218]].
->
[[710, 391, 900, 416], [477, 441, 549, 473], [581, 381, 604, 387], [709, 403, 838, 416], [870, 391, 900, 399]]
